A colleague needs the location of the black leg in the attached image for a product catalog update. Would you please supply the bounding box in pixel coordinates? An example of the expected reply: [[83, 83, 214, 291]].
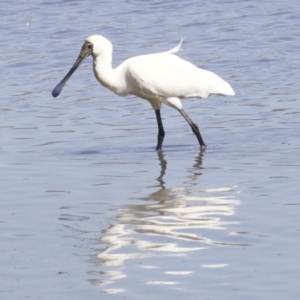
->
[[179, 109, 206, 148], [155, 109, 165, 150]]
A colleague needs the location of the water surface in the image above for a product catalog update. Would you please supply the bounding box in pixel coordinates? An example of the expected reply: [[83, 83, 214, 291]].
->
[[1, 1, 300, 299]]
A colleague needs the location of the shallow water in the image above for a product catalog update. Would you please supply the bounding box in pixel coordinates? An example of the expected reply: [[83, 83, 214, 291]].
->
[[1, 0, 300, 299]]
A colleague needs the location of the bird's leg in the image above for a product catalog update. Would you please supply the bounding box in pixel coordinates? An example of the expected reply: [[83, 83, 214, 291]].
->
[[155, 109, 165, 150], [179, 109, 206, 148]]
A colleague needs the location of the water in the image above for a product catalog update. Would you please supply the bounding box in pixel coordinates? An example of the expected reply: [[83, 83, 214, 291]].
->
[[1, 0, 300, 299]]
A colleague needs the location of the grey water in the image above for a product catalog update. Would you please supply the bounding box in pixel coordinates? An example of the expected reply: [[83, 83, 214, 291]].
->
[[1, 0, 300, 299]]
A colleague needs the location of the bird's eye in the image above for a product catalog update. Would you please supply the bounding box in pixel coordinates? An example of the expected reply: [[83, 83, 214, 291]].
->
[[87, 43, 92, 49]]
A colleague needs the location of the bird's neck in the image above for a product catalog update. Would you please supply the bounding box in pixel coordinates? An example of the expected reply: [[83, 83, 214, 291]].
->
[[93, 52, 121, 94]]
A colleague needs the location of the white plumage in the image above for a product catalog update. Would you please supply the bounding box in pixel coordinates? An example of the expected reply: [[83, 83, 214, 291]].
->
[[52, 35, 235, 150]]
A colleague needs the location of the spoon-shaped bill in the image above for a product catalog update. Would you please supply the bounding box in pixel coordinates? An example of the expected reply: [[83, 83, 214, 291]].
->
[[52, 78, 67, 98], [52, 41, 93, 98], [52, 55, 86, 98]]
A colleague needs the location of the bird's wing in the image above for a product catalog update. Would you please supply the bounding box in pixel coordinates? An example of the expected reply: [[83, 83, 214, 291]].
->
[[126, 51, 234, 100]]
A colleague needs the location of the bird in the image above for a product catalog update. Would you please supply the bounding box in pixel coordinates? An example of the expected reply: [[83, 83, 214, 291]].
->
[[52, 35, 235, 150]]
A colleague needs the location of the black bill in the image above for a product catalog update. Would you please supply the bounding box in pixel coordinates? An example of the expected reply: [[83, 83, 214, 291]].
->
[[52, 41, 92, 98]]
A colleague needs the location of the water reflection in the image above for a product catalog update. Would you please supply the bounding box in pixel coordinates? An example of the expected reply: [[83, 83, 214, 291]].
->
[[156, 150, 167, 188], [96, 151, 244, 287]]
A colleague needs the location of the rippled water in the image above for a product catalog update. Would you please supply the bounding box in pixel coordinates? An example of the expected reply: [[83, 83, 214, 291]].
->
[[1, 0, 300, 299]]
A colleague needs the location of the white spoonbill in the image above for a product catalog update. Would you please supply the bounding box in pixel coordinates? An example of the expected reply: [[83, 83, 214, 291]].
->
[[52, 35, 235, 150]]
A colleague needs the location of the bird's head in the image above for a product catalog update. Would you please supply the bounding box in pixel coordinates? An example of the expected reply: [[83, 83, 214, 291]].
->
[[52, 35, 112, 98], [85, 35, 113, 58]]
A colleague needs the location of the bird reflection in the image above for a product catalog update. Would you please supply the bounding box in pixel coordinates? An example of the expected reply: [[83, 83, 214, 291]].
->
[[156, 150, 167, 188], [155, 148, 204, 189], [97, 150, 246, 276], [187, 149, 205, 186]]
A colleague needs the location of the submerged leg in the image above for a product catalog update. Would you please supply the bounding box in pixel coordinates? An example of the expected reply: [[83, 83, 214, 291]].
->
[[179, 109, 206, 148], [155, 109, 165, 150]]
